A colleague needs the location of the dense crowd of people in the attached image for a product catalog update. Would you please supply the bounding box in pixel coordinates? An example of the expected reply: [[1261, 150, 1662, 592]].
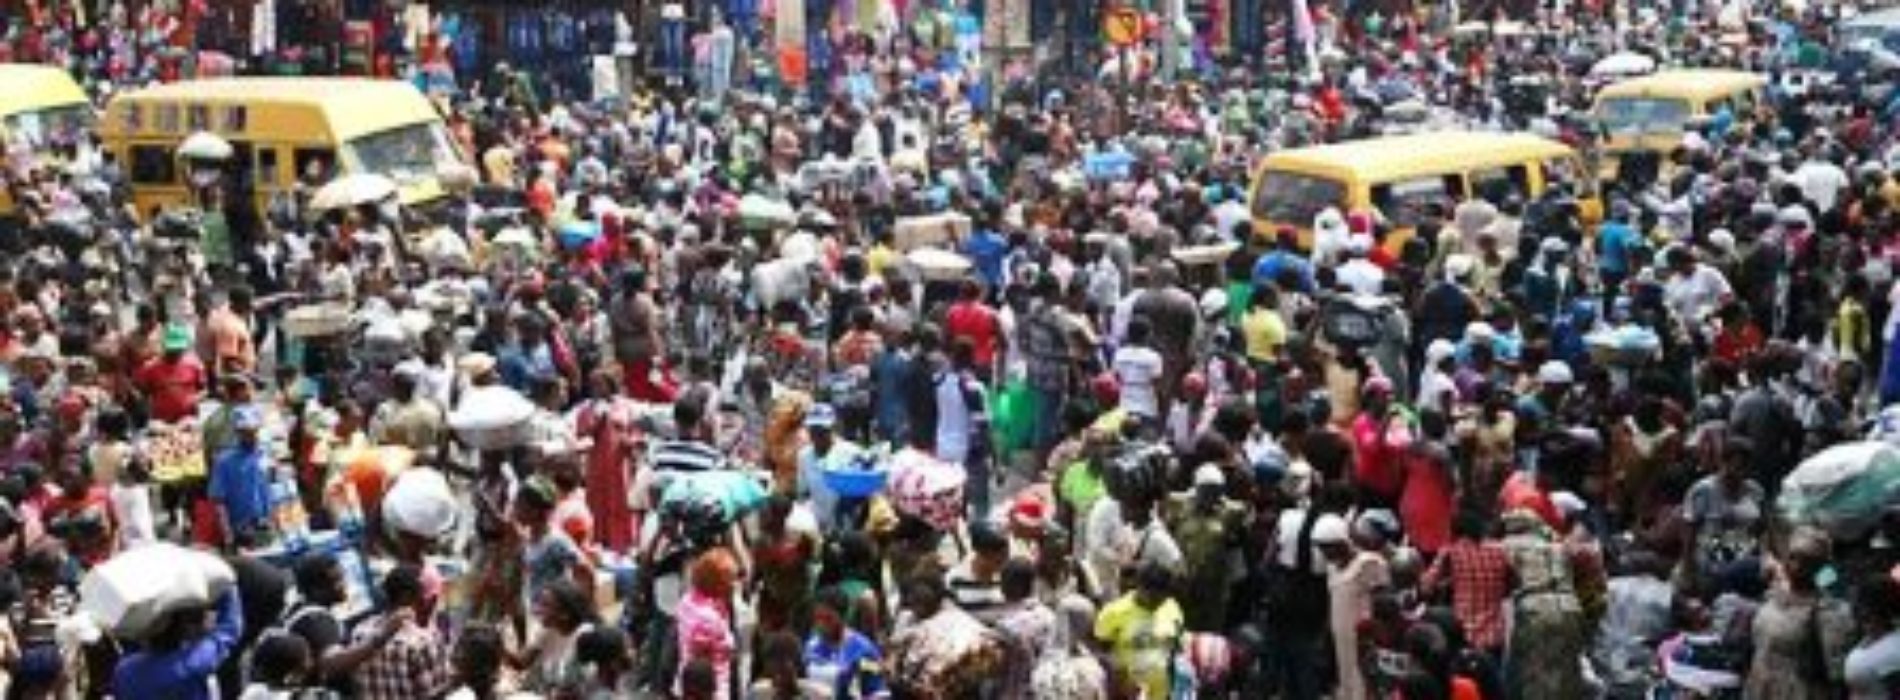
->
[[2, 0, 1900, 699]]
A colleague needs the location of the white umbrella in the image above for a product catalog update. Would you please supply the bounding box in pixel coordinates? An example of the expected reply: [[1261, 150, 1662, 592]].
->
[[448, 385, 537, 449], [738, 193, 796, 229], [176, 131, 233, 160], [309, 173, 398, 211], [489, 227, 540, 254], [1591, 52, 1656, 78], [382, 468, 459, 539]]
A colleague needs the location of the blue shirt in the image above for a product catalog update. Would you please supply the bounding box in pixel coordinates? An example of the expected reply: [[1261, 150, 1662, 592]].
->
[[964, 229, 1010, 290], [1597, 221, 1639, 276], [805, 629, 887, 698], [1252, 250, 1315, 292], [209, 444, 273, 532], [113, 589, 242, 700]]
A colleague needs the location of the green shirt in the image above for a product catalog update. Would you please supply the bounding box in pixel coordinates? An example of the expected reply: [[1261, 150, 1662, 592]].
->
[[1058, 461, 1107, 519], [200, 209, 233, 268]]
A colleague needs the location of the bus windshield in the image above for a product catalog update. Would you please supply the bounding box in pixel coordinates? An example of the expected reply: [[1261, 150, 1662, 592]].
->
[[1596, 97, 1693, 135], [1252, 171, 1347, 226], [2, 104, 93, 150], [343, 122, 458, 183]]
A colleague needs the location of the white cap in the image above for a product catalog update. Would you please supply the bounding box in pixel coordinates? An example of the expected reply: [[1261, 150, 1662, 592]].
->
[[1199, 288, 1229, 317], [1464, 322, 1497, 342], [1312, 514, 1351, 545], [1537, 360, 1574, 385], [1193, 464, 1226, 488], [1426, 339, 1458, 364], [1552, 491, 1588, 518], [1445, 254, 1475, 279]]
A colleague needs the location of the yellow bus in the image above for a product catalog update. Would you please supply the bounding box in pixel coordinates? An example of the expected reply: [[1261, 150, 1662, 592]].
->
[[1248, 131, 1601, 251], [97, 77, 462, 219], [1592, 69, 1766, 176], [0, 64, 94, 218]]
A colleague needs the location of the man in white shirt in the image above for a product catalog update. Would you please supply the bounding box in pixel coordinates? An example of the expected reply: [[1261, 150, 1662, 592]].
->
[[1336, 235, 1387, 296], [934, 341, 988, 465], [1112, 318, 1166, 419], [1792, 150, 1850, 214], [1662, 246, 1733, 327]]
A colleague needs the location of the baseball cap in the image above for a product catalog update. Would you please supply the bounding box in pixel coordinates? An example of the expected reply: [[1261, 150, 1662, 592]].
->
[[161, 324, 192, 352], [805, 403, 838, 429], [1537, 360, 1574, 385], [1193, 464, 1226, 488], [233, 406, 263, 430], [1311, 514, 1351, 545]]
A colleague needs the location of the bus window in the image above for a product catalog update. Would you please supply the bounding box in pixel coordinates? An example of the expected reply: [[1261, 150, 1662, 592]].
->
[[187, 104, 210, 132], [1546, 158, 1595, 197], [1470, 165, 1530, 206], [257, 148, 280, 187], [1372, 175, 1460, 227], [223, 106, 248, 133], [155, 105, 181, 134], [294, 148, 336, 182], [130, 145, 176, 184], [118, 104, 142, 132]]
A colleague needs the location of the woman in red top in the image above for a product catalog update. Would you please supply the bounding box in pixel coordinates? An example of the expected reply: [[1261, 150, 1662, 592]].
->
[[44, 467, 117, 567], [1710, 303, 1763, 369], [943, 280, 1000, 374], [1350, 378, 1407, 511], [1400, 413, 1458, 558]]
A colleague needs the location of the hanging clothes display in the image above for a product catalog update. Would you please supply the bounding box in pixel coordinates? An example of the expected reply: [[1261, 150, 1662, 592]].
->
[[402, 2, 430, 55], [776, 0, 807, 86], [704, 21, 735, 100], [805, 0, 832, 97], [250, 0, 275, 57], [659, 2, 688, 83]]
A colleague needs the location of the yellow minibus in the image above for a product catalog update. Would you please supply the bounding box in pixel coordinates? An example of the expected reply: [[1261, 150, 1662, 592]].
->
[[0, 64, 94, 219], [1592, 69, 1767, 178], [1249, 131, 1601, 251], [98, 77, 462, 219]]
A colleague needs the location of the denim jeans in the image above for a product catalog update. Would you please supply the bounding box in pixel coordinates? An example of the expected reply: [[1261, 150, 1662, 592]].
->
[[658, 19, 687, 78], [1231, 0, 1262, 55]]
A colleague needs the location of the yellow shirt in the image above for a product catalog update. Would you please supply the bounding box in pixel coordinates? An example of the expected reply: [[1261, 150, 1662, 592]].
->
[[482, 146, 517, 186], [1241, 306, 1287, 363], [1094, 595, 1183, 700], [868, 243, 900, 279], [1837, 298, 1870, 362]]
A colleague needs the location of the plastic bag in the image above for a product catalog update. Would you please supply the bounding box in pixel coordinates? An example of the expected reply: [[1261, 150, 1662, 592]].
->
[[989, 380, 1037, 454]]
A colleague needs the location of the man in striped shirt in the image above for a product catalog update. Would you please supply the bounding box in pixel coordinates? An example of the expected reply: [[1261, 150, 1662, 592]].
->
[[944, 523, 1012, 623], [631, 388, 725, 533]]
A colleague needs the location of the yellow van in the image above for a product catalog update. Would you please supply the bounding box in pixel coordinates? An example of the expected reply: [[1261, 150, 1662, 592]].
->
[[98, 78, 462, 220], [0, 64, 94, 218], [1592, 69, 1767, 176], [1248, 131, 1601, 251]]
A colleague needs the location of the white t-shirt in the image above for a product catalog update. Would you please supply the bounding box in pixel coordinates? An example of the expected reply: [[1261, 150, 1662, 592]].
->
[[1846, 629, 1900, 700], [1273, 508, 1329, 575], [1337, 259, 1387, 296], [111, 483, 157, 550], [1793, 160, 1849, 213], [934, 371, 983, 464], [1418, 367, 1457, 415], [1112, 345, 1165, 418], [1664, 264, 1732, 324]]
